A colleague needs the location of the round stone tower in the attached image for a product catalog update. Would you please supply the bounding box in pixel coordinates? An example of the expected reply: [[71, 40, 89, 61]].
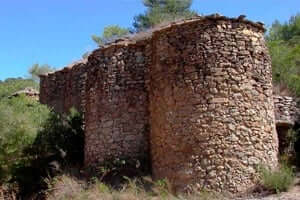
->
[[148, 16, 278, 193]]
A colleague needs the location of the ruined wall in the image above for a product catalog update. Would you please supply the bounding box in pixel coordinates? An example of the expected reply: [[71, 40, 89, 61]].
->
[[274, 95, 299, 154], [149, 19, 278, 193], [83, 41, 151, 165], [274, 95, 299, 127], [40, 15, 279, 194]]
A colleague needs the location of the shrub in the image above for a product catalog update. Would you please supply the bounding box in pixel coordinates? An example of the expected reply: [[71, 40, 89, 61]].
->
[[7, 108, 84, 198], [0, 95, 49, 182], [30, 108, 84, 166], [259, 164, 295, 193]]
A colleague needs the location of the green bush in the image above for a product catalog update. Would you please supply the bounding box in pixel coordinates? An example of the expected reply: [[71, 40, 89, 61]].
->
[[0, 95, 49, 182], [10, 108, 84, 197], [267, 14, 300, 96], [259, 164, 295, 193], [30, 108, 84, 165]]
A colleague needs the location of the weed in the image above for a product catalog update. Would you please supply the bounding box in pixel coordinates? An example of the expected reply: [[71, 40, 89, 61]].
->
[[258, 163, 295, 193]]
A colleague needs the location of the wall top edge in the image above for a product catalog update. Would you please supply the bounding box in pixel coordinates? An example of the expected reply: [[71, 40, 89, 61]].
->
[[40, 14, 266, 78]]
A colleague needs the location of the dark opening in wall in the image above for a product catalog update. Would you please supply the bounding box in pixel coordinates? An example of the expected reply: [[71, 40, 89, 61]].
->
[[293, 122, 300, 165], [276, 125, 293, 155]]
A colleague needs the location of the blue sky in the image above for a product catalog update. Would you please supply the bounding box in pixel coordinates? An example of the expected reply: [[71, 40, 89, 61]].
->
[[0, 0, 299, 80]]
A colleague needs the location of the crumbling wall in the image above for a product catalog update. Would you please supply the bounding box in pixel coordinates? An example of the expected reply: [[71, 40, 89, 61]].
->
[[274, 95, 299, 127], [40, 15, 279, 194], [274, 95, 300, 155], [149, 18, 278, 193]]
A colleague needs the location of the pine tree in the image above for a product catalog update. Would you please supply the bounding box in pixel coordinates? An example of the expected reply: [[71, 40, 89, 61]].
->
[[133, 0, 197, 32], [92, 25, 129, 46]]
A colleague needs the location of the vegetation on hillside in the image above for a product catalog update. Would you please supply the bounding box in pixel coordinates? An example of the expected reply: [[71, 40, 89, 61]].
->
[[0, 78, 49, 182], [0, 78, 38, 99], [266, 13, 300, 96]]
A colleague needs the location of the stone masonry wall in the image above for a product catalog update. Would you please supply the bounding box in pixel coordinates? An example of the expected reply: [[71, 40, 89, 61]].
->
[[274, 95, 299, 155], [149, 18, 278, 193], [40, 15, 279, 194], [83, 41, 151, 165], [40, 61, 88, 114], [274, 95, 299, 127]]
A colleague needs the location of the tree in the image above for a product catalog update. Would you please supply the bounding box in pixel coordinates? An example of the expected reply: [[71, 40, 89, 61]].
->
[[133, 0, 197, 32], [82, 51, 91, 59], [28, 64, 54, 82], [92, 25, 130, 46], [267, 13, 300, 42], [267, 13, 300, 96]]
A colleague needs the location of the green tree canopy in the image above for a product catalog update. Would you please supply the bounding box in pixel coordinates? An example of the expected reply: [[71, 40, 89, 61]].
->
[[133, 0, 197, 32], [28, 63, 55, 82], [267, 13, 300, 96], [92, 25, 130, 46], [267, 13, 300, 42]]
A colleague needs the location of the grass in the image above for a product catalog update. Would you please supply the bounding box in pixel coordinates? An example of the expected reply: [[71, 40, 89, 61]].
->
[[259, 163, 295, 193], [45, 174, 223, 200]]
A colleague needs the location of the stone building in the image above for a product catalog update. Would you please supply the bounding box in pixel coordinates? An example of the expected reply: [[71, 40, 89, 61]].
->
[[40, 15, 283, 193]]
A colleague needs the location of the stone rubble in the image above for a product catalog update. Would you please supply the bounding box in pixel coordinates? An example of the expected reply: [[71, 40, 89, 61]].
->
[[9, 87, 39, 100]]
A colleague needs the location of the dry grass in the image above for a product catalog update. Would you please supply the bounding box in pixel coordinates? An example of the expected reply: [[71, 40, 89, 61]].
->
[[45, 174, 224, 200], [0, 184, 18, 200]]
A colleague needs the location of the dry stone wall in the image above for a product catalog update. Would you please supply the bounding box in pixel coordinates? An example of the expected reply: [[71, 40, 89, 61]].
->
[[274, 95, 299, 127], [149, 18, 278, 193], [40, 61, 88, 114], [274, 95, 299, 155], [83, 42, 151, 165], [40, 15, 280, 194]]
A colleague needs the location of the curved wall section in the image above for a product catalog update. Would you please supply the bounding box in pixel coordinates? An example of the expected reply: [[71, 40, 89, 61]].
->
[[40, 15, 279, 194], [84, 42, 151, 165], [149, 19, 278, 193]]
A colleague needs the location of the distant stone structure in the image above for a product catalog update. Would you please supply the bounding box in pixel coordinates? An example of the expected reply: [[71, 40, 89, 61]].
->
[[274, 96, 299, 127], [9, 87, 39, 100], [274, 96, 299, 155], [40, 15, 282, 194]]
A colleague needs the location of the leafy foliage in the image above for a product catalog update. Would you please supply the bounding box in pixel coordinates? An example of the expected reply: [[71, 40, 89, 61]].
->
[[30, 108, 84, 165], [28, 63, 55, 82], [0, 73, 84, 197], [10, 109, 84, 197], [267, 14, 300, 42], [133, 0, 197, 32], [267, 13, 300, 96], [0, 79, 49, 181], [92, 25, 130, 46]]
